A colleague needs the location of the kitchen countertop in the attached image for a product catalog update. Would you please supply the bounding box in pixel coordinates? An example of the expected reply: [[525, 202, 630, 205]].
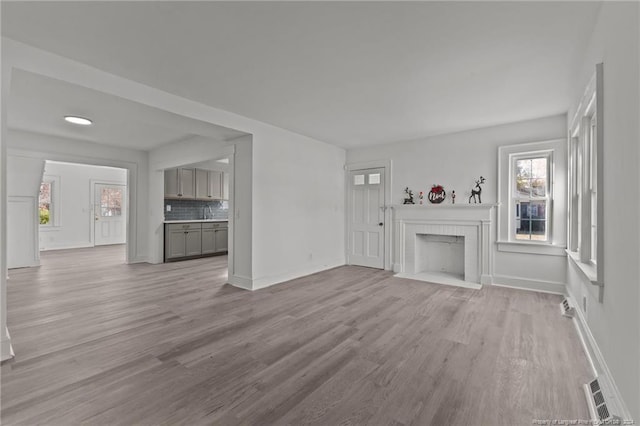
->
[[164, 219, 228, 223]]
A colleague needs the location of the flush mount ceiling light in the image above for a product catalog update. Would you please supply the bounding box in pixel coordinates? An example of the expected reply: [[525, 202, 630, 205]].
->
[[64, 115, 93, 126]]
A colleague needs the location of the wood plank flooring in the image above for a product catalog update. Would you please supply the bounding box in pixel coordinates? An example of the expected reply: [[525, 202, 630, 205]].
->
[[1, 245, 592, 425]]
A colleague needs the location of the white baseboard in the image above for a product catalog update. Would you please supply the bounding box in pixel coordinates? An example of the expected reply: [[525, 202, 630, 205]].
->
[[40, 243, 94, 251], [7, 259, 40, 269], [248, 258, 345, 291], [392, 263, 402, 273], [227, 274, 253, 290], [492, 274, 566, 295], [1, 328, 15, 362], [566, 292, 633, 421]]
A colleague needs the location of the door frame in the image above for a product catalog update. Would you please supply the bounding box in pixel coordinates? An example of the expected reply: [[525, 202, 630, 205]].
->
[[90, 179, 128, 247], [345, 159, 392, 270]]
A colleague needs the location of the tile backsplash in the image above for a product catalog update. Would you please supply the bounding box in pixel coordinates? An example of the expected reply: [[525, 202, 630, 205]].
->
[[164, 199, 229, 221]]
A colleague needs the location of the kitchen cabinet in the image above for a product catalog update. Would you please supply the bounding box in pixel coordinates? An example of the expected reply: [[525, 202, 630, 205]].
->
[[164, 168, 180, 199], [203, 222, 228, 254], [164, 168, 196, 199], [164, 221, 228, 262], [222, 172, 230, 201], [180, 168, 196, 199], [165, 223, 201, 260], [195, 169, 223, 200], [184, 227, 202, 256], [214, 227, 228, 251]]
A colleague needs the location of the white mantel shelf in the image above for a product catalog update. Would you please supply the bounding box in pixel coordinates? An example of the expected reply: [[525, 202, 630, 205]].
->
[[392, 203, 496, 289], [392, 203, 499, 208]]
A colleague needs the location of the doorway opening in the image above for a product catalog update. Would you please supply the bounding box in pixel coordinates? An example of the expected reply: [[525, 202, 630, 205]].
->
[[160, 154, 234, 281], [38, 160, 129, 265]]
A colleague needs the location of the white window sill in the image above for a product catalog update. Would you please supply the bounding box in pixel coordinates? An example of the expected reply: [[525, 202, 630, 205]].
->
[[496, 241, 567, 256], [566, 250, 598, 285], [39, 226, 61, 232]]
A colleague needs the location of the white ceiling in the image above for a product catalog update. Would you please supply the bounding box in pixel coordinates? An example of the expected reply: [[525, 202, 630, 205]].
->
[[7, 70, 248, 150], [2, 2, 601, 149]]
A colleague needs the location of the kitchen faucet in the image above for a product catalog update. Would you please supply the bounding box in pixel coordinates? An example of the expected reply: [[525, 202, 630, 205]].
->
[[204, 205, 214, 219]]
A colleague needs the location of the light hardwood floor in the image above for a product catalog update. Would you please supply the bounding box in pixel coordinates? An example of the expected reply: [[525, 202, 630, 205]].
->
[[2, 245, 592, 425]]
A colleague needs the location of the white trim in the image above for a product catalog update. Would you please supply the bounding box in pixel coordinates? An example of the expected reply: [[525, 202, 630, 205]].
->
[[345, 159, 392, 270], [568, 63, 604, 288], [232, 259, 345, 291], [497, 139, 566, 248], [492, 274, 566, 295], [227, 274, 253, 291], [7, 196, 40, 268], [566, 292, 633, 421], [567, 249, 598, 284], [496, 241, 567, 256], [0, 327, 14, 362]]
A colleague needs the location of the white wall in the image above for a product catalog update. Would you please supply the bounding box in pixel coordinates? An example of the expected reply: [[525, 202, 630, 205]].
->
[[1, 46, 14, 360], [6, 155, 43, 268], [347, 114, 568, 292], [251, 129, 346, 289], [566, 2, 640, 420], [39, 161, 127, 250]]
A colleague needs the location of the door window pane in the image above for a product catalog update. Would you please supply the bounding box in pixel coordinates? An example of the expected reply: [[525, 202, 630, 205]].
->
[[353, 174, 365, 185], [101, 188, 123, 217], [368, 173, 380, 185]]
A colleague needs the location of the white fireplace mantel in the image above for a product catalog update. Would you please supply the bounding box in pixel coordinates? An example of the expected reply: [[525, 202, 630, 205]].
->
[[392, 204, 497, 289]]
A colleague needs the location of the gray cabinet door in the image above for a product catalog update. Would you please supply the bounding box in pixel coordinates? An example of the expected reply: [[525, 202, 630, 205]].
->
[[164, 169, 180, 199], [179, 168, 196, 199], [195, 169, 210, 200], [201, 228, 216, 254], [166, 229, 187, 259], [214, 228, 228, 252], [185, 229, 202, 256], [209, 171, 223, 199], [222, 172, 230, 200]]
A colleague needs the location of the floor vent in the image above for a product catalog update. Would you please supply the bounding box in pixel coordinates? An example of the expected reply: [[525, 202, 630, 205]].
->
[[583, 377, 622, 423], [560, 298, 575, 318]]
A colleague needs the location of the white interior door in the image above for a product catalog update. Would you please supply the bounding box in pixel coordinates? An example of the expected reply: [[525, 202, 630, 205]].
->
[[347, 168, 385, 269], [94, 183, 126, 246]]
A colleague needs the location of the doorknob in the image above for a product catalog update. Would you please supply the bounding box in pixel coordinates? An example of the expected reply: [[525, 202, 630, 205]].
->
[[379, 222, 384, 226]]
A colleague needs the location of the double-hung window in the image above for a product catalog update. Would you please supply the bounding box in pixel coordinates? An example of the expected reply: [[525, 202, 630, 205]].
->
[[511, 152, 552, 242], [39, 181, 54, 226], [498, 138, 565, 255], [568, 63, 603, 288], [38, 175, 61, 228]]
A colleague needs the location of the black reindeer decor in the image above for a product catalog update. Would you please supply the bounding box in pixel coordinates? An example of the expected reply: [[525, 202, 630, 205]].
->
[[468, 176, 486, 204]]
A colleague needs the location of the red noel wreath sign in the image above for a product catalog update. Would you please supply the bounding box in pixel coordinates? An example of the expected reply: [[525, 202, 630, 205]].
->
[[428, 185, 446, 204]]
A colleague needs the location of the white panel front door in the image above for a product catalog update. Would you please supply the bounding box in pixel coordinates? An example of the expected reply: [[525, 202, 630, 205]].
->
[[94, 184, 126, 246], [348, 168, 385, 269]]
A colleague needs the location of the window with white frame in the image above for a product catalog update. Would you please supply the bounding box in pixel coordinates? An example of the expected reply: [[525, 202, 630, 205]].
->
[[568, 64, 602, 285], [497, 138, 566, 254], [39, 175, 61, 228], [511, 151, 552, 242], [39, 181, 53, 226]]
